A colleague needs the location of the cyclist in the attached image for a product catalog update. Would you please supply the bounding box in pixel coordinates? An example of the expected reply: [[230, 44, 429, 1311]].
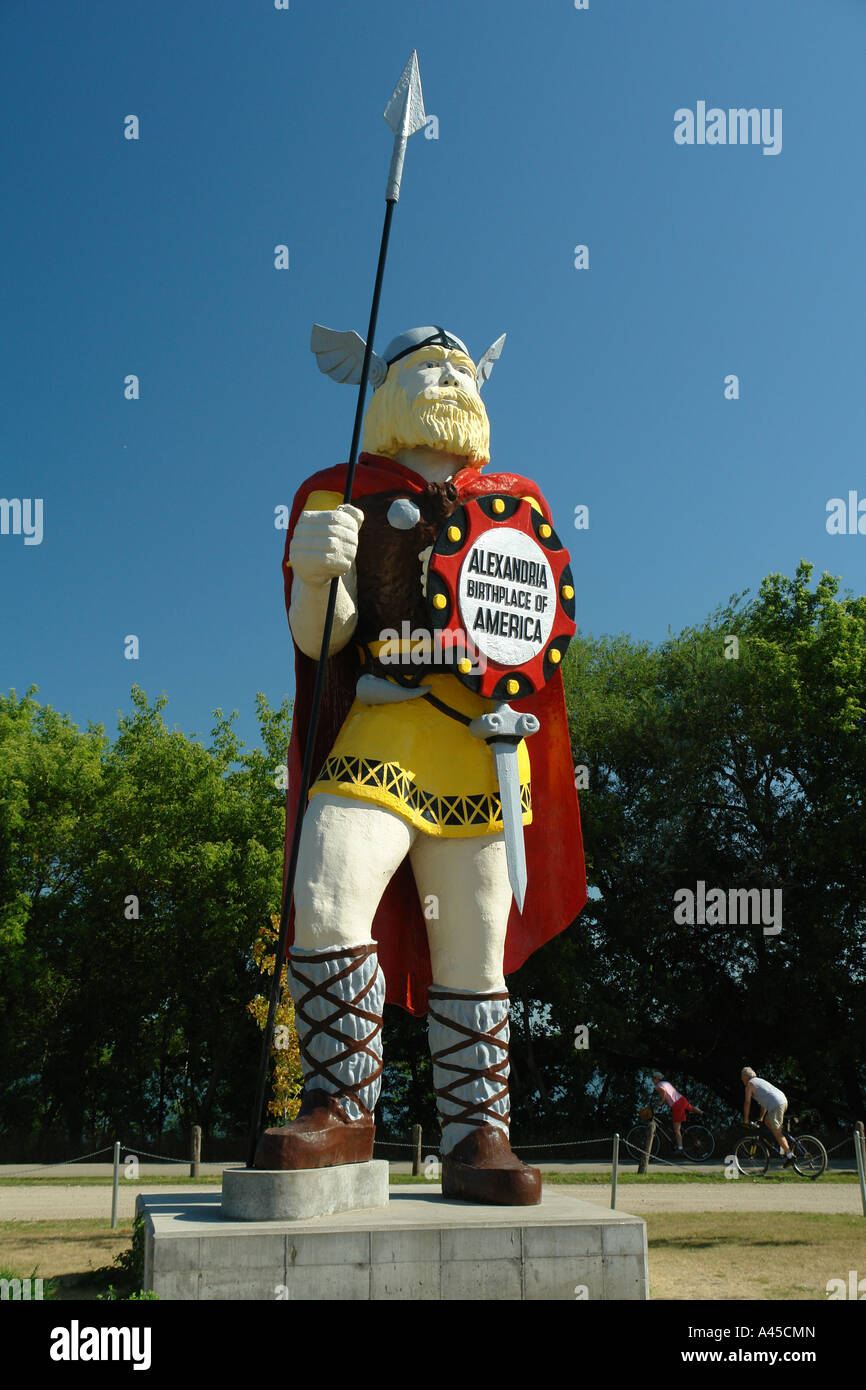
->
[[649, 1071, 703, 1155], [741, 1067, 795, 1165]]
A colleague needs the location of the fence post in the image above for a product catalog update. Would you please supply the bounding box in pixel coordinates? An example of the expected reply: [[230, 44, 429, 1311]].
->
[[638, 1116, 656, 1175], [110, 1140, 120, 1229], [190, 1124, 202, 1179], [411, 1124, 422, 1177], [610, 1133, 619, 1210], [855, 1123, 866, 1218]]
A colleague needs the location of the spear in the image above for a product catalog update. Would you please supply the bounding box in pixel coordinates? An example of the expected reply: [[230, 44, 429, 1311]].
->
[[246, 51, 427, 1168]]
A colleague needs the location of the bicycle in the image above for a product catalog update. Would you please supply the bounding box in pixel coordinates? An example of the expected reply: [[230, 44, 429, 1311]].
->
[[733, 1123, 827, 1179], [625, 1108, 715, 1164]]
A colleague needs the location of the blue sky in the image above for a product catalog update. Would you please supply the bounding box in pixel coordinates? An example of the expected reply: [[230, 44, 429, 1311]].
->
[[2, 0, 864, 749]]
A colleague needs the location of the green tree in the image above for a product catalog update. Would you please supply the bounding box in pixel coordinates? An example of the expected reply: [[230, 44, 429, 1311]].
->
[[0, 687, 107, 1141], [0, 685, 292, 1152], [552, 561, 866, 1132]]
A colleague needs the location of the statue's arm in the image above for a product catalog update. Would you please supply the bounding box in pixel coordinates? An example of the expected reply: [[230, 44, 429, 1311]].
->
[[290, 570, 359, 658], [288, 504, 363, 658]]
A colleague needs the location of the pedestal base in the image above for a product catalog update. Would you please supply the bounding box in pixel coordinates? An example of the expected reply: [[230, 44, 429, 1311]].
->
[[139, 1186, 648, 1300], [221, 1160, 389, 1222]]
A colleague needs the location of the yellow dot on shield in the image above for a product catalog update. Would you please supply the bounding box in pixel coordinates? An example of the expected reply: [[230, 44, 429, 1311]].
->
[[458, 658, 472, 674], [447, 525, 461, 541], [506, 678, 519, 695], [433, 593, 447, 610], [549, 648, 562, 665], [492, 498, 506, 514], [539, 523, 552, 539], [562, 584, 574, 600]]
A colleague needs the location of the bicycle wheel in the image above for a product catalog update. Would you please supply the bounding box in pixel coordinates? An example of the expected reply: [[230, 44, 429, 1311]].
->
[[626, 1125, 658, 1163], [682, 1125, 715, 1163], [790, 1134, 827, 1179], [734, 1134, 769, 1176]]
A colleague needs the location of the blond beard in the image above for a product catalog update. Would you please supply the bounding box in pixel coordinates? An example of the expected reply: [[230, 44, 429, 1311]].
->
[[362, 373, 491, 466]]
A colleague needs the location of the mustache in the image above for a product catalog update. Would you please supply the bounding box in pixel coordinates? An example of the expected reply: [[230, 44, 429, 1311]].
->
[[415, 385, 486, 415]]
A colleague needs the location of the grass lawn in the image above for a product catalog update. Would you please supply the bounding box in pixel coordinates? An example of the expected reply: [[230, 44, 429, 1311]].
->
[[0, 1219, 133, 1299], [643, 1212, 863, 1300], [0, 1208, 860, 1301], [389, 1170, 857, 1184], [0, 1171, 856, 1187], [0, 1175, 224, 1187]]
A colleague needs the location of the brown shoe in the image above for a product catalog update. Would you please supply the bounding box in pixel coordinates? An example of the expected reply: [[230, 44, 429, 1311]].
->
[[254, 1088, 375, 1170], [442, 1125, 541, 1206]]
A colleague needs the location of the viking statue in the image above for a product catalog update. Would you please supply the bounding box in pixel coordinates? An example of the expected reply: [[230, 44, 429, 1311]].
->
[[254, 324, 586, 1205]]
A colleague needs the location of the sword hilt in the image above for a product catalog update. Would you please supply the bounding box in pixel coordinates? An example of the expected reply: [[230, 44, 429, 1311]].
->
[[468, 702, 540, 743]]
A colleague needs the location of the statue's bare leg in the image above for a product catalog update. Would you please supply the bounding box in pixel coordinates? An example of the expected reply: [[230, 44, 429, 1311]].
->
[[293, 793, 413, 949], [409, 831, 542, 1206], [408, 831, 510, 991]]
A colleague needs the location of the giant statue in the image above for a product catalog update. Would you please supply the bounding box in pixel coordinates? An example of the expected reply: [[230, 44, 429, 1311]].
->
[[253, 322, 587, 1206]]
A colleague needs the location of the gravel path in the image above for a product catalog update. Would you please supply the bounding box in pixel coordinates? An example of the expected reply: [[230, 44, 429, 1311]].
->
[[1, 1179, 860, 1222], [0, 1184, 222, 1222], [567, 1181, 862, 1216]]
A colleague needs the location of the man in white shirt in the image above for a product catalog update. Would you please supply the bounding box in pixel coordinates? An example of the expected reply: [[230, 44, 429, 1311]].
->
[[741, 1067, 795, 1164]]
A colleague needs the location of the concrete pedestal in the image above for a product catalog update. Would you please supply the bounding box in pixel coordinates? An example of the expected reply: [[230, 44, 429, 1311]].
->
[[221, 1161, 389, 1222], [139, 1185, 648, 1300]]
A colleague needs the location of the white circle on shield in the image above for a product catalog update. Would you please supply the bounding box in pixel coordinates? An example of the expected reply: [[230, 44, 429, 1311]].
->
[[457, 526, 555, 668]]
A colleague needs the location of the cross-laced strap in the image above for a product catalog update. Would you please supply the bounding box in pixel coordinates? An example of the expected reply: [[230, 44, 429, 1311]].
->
[[428, 987, 510, 1130], [290, 943, 383, 1116]]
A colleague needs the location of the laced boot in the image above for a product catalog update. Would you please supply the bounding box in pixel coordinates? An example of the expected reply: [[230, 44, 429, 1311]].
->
[[427, 985, 541, 1206], [254, 942, 383, 1170]]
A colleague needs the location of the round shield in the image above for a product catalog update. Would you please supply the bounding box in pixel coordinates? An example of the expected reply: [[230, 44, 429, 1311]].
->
[[426, 495, 576, 698]]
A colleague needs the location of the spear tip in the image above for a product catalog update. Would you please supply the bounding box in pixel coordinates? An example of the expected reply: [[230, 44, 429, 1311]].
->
[[384, 49, 426, 137]]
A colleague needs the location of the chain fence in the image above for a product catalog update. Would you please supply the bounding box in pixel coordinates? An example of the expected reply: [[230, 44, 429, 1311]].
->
[[2, 1128, 859, 1176], [0, 1146, 116, 1178]]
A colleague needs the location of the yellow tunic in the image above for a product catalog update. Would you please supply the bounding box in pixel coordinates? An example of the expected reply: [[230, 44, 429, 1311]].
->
[[296, 490, 532, 837]]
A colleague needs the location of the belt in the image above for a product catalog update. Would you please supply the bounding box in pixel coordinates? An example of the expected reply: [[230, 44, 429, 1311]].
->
[[356, 669, 472, 727]]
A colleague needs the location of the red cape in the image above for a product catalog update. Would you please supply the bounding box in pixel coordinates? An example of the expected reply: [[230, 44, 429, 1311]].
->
[[282, 453, 587, 1015]]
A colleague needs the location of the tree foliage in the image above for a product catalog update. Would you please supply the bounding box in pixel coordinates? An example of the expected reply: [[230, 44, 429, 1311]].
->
[[0, 685, 291, 1155], [1, 561, 863, 1155], [540, 560, 866, 1135]]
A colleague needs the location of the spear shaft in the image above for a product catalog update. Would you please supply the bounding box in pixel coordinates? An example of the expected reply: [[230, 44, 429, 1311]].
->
[[246, 55, 425, 1168]]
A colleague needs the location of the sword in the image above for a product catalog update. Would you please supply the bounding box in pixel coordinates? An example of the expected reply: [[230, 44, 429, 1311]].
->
[[469, 703, 540, 913]]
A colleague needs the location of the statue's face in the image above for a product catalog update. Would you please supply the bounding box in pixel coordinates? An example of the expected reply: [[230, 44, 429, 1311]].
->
[[362, 343, 491, 466], [398, 345, 480, 406]]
